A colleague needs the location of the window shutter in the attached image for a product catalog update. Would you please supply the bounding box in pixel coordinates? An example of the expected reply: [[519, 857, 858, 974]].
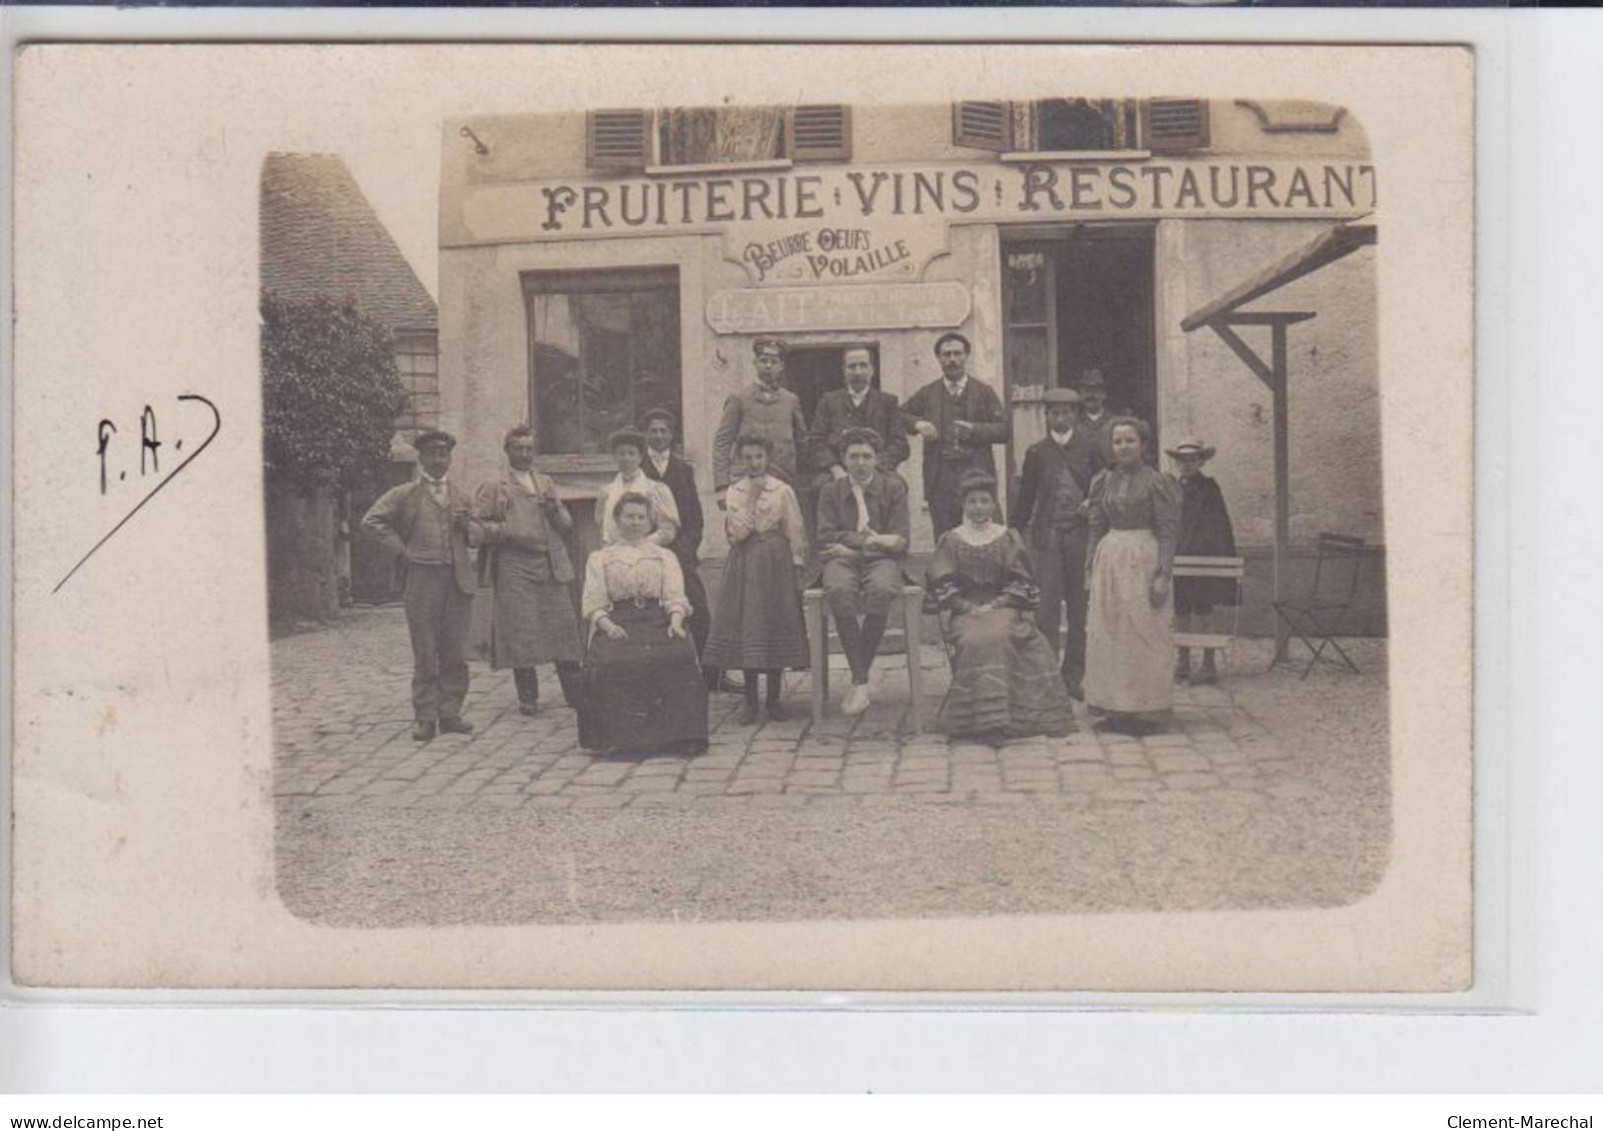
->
[[586, 109, 652, 170], [1141, 98, 1211, 154], [789, 104, 852, 161], [952, 100, 1013, 152]]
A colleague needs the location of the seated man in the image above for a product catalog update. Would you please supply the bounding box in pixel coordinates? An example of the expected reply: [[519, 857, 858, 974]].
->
[[815, 427, 911, 716]]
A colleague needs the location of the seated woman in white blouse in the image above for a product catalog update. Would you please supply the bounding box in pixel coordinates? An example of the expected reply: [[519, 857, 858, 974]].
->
[[577, 492, 709, 754]]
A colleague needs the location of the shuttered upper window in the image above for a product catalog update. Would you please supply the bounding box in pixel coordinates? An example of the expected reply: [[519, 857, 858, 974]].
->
[[584, 105, 852, 171], [952, 98, 1210, 155]]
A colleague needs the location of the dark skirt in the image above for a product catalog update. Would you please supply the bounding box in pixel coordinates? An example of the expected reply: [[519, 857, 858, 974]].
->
[[1174, 575, 1240, 616], [578, 601, 709, 752], [703, 530, 810, 671]]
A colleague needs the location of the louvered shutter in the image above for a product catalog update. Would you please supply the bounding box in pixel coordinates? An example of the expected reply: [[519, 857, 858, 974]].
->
[[1141, 98, 1211, 154], [789, 104, 852, 162], [586, 109, 652, 170], [952, 101, 1013, 152]]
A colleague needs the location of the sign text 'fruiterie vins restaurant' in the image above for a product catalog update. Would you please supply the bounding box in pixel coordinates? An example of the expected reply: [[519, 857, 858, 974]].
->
[[455, 158, 1378, 288]]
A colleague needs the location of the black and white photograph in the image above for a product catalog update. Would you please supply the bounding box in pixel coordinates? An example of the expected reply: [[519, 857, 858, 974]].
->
[[266, 89, 1394, 931], [10, 43, 1471, 992]]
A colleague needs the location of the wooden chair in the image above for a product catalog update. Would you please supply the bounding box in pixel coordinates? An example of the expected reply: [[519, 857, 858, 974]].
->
[[1271, 533, 1366, 678], [1171, 554, 1248, 659], [803, 584, 926, 733]]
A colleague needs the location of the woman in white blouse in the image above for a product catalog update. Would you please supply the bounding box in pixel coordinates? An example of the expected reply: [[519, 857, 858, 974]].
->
[[702, 433, 811, 726], [577, 492, 708, 753]]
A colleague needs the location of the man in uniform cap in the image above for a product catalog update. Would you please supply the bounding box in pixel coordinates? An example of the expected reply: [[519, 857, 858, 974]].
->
[[903, 331, 1010, 540], [1010, 387, 1105, 699], [712, 337, 809, 506], [362, 430, 480, 742]]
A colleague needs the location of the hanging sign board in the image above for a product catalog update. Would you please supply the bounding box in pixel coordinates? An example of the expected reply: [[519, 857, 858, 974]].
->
[[705, 281, 972, 334]]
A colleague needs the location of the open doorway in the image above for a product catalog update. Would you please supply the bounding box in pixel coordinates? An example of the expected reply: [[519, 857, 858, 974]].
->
[[1002, 225, 1157, 465], [782, 342, 882, 426]]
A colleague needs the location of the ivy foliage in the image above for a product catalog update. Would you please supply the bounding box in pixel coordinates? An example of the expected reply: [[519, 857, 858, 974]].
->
[[261, 294, 408, 492]]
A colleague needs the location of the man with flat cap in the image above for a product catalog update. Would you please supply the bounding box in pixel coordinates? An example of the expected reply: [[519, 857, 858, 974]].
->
[[362, 430, 480, 742], [1010, 386, 1105, 699], [712, 337, 809, 506], [903, 331, 1010, 540]]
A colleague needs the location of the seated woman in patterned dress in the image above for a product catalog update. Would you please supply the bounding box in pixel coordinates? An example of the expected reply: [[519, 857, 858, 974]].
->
[[578, 492, 709, 755], [926, 470, 1077, 741]]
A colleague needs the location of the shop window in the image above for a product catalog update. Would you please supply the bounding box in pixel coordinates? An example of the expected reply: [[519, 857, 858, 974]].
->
[[953, 98, 1209, 155], [523, 268, 682, 458], [584, 105, 852, 171]]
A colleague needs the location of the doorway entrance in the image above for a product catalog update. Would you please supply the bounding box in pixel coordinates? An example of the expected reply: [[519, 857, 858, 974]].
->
[[1001, 224, 1157, 468], [782, 342, 882, 427]]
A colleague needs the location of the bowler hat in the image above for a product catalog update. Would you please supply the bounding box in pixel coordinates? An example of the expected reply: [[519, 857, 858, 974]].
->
[[1042, 387, 1083, 406], [414, 429, 456, 450], [1164, 438, 1217, 462], [1077, 368, 1108, 392]]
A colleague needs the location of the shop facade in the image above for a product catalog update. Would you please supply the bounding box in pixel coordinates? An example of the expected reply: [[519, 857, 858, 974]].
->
[[439, 98, 1383, 635]]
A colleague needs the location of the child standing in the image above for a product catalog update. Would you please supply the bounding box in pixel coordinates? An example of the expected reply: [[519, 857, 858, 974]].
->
[[704, 434, 810, 725], [1166, 439, 1238, 685]]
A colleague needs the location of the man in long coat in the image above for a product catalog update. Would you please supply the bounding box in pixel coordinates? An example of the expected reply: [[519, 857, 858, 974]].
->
[[903, 331, 1010, 540], [1010, 387, 1105, 699], [712, 337, 809, 503], [473, 424, 585, 715], [641, 406, 731, 692], [361, 430, 479, 742]]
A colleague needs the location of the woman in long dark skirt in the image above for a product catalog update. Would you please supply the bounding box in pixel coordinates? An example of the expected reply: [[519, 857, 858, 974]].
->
[[703, 434, 810, 726], [1166, 438, 1238, 685], [926, 470, 1077, 740], [578, 492, 708, 754]]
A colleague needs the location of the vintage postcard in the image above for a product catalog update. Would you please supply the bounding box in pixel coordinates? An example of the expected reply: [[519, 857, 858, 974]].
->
[[9, 43, 1472, 992]]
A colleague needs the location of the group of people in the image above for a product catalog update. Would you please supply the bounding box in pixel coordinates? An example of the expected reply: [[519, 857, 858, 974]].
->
[[361, 330, 1236, 751]]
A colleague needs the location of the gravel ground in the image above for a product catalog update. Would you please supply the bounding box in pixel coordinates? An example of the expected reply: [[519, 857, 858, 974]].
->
[[275, 639, 1390, 927]]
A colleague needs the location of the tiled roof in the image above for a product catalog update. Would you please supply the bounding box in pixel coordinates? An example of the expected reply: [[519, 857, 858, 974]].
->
[[260, 153, 436, 333]]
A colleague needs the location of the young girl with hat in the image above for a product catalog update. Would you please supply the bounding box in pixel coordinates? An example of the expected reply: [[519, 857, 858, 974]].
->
[[1166, 439, 1238, 685]]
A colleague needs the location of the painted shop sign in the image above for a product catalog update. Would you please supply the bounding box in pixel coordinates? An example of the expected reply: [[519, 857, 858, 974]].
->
[[454, 159, 1377, 285], [705, 281, 972, 334]]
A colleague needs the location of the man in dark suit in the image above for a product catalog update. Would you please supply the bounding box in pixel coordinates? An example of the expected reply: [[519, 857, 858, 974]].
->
[[361, 430, 480, 742], [808, 346, 910, 483], [903, 332, 1010, 540], [641, 406, 732, 693], [1010, 387, 1105, 699]]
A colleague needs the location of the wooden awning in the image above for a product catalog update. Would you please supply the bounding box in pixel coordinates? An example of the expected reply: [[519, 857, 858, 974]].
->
[[1181, 222, 1376, 332]]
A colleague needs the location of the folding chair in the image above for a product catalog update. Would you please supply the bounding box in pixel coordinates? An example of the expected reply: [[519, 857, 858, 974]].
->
[[1271, 533, 1366, 678], [804, 584, 925, 733], [1171, 554, 1247, 671]]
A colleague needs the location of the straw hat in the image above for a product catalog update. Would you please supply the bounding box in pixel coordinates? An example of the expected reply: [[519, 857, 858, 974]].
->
[[1164, 438, 1217, 462]]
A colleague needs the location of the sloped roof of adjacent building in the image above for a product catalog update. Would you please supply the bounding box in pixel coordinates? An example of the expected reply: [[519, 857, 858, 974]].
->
[[260, 152, 437, 333]]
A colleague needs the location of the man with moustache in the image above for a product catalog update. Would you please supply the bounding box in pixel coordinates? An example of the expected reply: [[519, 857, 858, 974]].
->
[[1010, 387, 1105, 700], [361, 430, 479, 742], [903, 332, 1009, 540], [472, 424, 585, 715]]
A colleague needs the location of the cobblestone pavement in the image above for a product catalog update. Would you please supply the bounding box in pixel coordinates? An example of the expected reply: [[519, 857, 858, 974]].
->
[[273, 606, 1345, 814]]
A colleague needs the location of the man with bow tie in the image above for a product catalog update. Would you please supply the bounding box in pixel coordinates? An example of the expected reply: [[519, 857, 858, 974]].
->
[[712, 337, 809, 507], [903, 331, 1010, 540], [362, 430, 481, 742]]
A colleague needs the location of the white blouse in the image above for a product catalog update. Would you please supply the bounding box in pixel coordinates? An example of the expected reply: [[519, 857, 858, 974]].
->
[[724, 474, 807, 567], [581, 539, 692, 624], [596, 473, 680, 548]]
